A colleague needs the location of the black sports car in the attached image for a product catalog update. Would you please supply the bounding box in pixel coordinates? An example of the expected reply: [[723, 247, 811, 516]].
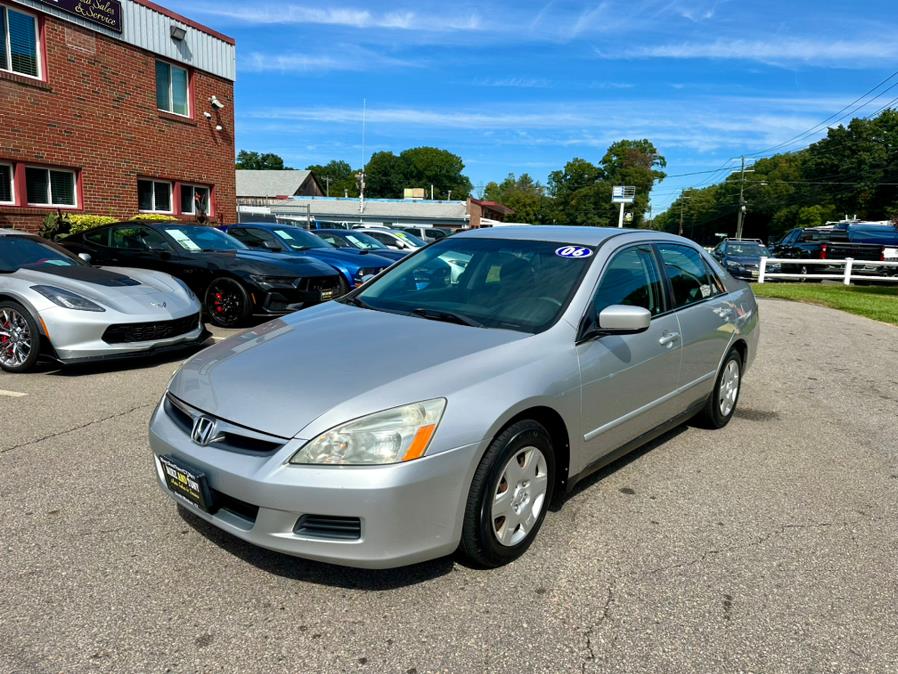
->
[[61, 223, 342, 327]]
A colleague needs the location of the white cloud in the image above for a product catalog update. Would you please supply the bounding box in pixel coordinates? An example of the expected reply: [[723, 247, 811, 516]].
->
[[186, 3, 481, 32], [470, 77, 552, 88], [603, 38, 898, 65], [241, 49, 417, 73]]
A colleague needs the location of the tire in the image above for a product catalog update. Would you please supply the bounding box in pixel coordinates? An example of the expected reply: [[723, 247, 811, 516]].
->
[[204, 277, 253, 328], [460, 420, 555, 568], [0, 301, 41, 373], [695, 349, 743, 429]]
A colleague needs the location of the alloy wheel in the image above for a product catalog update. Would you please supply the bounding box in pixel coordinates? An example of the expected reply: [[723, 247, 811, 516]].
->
[[0, 308, 33, 369], [206, 279, 245, 326], [718, 359, 741, 417], [491, 446, 549, 547]]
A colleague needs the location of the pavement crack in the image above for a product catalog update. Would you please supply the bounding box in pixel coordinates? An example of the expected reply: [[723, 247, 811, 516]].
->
[[581, 582, 615, 673], [0, 403, 154, 455]]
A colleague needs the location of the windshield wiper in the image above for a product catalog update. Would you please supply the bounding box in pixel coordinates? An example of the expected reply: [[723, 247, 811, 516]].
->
[[340, 295, 372, 309], [410, 307, 483, 327]]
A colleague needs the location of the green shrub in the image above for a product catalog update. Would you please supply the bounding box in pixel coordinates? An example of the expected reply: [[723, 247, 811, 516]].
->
[[130, 213, 178, 223], [68, 214, 119, 235]]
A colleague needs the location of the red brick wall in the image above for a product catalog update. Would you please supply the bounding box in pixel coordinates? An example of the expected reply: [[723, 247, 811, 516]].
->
[[0, 9, 236, 232]]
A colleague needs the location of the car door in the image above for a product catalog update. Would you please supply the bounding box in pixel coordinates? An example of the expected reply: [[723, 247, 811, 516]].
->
[[577, 244, 683, 462], [656, 243, 733, 406]]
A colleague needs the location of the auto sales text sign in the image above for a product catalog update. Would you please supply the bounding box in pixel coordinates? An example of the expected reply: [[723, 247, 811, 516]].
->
[[36, 0, 124, 34]]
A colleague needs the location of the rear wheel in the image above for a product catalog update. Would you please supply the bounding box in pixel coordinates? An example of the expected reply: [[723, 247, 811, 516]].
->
[[460, 420, 555, 568], [0, 302, 40, 373], [204, 277, 253, 328], [695, 349, 743, 429]]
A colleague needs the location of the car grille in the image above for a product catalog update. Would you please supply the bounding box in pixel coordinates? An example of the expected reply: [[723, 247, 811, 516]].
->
[[103, 313, 200, 344], [294, 515, 362, 541], [302, 275, 345, 298], [163, 394, 287, 455]]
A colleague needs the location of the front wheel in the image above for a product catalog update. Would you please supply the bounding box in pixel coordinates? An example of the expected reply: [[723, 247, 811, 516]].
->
[[204, 277, 253, 328], [460, 420, 555, 568], [0, 301, 40, 373], [695, 349, 743, 429]]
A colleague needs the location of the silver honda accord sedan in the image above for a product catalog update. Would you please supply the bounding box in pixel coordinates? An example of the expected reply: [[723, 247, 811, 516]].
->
[[150, 227, 759, 569]]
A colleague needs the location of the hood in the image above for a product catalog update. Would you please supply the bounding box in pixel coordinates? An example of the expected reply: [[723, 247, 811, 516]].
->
[[367, 249, 407, 262], [205, 250, 338, 277], [169, 301, 528, 438], [17, 265, 197, 316], [303, 248, 395, 271]]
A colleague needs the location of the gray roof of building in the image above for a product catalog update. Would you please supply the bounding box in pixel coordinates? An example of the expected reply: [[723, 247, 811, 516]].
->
[[236, 171, 315, 198], [269, 198, 469, 221]]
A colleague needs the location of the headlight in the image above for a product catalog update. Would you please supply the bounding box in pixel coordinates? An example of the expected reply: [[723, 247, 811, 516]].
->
[[353, 268, 379, 286], [290, 399, 446, 465], [31, 285, 105, 312], [249, 275, 296, 288]]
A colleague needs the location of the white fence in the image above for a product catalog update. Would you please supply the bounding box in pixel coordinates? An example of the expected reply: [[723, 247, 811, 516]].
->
[[759, 257, 898, 284]]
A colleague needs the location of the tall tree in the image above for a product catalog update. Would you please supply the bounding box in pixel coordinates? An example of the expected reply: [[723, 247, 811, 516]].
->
[[364, 151, 407, 199], [398, 147, 473, 200], [483, 173, 551, 224], [236, 150, 291, 170], [547, 158, 611, 226], [306, 160, 359, 197], [601, 139, 667, 227]]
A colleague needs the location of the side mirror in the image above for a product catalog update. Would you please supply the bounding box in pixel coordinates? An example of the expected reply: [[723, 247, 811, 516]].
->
[[78, 253, 92, 265], [598, 305, 652, 334]]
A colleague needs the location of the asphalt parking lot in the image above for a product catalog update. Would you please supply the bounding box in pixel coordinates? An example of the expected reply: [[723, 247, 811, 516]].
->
[[1, 298, 897, 673]]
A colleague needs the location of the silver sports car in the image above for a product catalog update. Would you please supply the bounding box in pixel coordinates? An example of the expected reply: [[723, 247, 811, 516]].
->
[[150, 227, 759, 569], [1, 229, 206, 372]]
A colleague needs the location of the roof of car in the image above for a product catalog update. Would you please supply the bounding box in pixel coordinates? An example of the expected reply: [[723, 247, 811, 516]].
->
[[457, 226, 678, 246], [0, 228, 37, 237]]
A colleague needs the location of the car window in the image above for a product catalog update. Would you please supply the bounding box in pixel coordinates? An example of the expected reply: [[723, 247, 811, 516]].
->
[[110, 226, 169, 251], [657, 243, 719, 309], [231, 227, 277, 249], [355, 238, 594, 334], [84, 229, 109, 246], [593, 246, 664, 317], [316, 233, 349, 248], [164, 226, 245, 252], [368, 231, 395, 246]]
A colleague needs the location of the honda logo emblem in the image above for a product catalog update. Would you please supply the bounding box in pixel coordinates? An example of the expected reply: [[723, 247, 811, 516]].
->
[[191, 416, 222, 446]]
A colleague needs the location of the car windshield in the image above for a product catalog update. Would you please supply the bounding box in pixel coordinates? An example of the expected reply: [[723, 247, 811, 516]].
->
[[392, 230, 427, 247], [269, 227, 332, 251], [0, 236, 81, 273], [350, 238, 594, 334], [727, 243, 769, 256], [164, 226, 246, 252], [322, 231, 387, 250]]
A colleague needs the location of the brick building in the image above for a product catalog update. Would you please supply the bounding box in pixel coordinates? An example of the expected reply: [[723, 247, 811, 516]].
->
[[0, 0, 236, 232]]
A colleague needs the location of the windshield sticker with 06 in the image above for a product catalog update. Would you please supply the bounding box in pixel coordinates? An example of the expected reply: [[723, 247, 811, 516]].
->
[[555, 246, 593, 259]]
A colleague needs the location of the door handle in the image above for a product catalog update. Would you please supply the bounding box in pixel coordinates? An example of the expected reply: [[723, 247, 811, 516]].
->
[[659, 332, 680, 346]]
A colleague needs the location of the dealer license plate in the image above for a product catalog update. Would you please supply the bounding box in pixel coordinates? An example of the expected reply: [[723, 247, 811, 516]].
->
[[320, 288, 337, 300], [158, 455, 213, 512]]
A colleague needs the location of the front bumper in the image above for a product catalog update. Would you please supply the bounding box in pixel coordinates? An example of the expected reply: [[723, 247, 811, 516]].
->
[[148, 400, 479, 569], [40, 306, 207, 363]]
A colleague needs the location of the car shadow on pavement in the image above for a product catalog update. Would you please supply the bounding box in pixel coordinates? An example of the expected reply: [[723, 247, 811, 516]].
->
[[550, 424, 689, 511], [177, 506, 455, 590]]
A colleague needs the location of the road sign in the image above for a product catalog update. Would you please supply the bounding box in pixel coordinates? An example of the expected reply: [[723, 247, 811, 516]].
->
[[611, 186, 636, 204]]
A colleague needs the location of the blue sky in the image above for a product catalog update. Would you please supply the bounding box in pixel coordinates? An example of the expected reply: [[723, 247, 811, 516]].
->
[[167, 0, 898, 214]]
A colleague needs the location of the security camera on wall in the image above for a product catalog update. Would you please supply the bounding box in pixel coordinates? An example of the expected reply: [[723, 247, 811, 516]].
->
[[210, 96, 225, 110]]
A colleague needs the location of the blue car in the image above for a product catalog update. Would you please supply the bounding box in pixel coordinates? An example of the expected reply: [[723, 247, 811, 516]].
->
[[312, 228, 409, 263], [222, 223, 395, 290]]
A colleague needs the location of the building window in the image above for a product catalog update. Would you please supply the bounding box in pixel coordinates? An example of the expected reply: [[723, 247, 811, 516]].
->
[[25, 167, 77, 207], [155, 60, 189, 116], [1, 5, 40, 79], [0, 162, 13, 204], [180, 184, 211, 216], [138, 179, 173, 213]]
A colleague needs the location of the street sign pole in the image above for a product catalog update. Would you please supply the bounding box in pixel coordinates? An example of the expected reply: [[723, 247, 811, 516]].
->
[[612, 186, 636, 228], [618, 202, 626, 228]]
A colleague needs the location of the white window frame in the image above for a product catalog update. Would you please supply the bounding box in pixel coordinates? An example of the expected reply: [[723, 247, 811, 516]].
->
[[179, 183, 212, 216], [155, 60, 190, 117], [0, 161, 13, 205], [138, 178, 174, 214], [25, 165, 77, 208], [1, 4, 42, 81]]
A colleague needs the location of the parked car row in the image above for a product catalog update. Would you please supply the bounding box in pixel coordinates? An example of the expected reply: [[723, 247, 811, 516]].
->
[[0, 222, 423, 372], [768, 224, 898, 278]]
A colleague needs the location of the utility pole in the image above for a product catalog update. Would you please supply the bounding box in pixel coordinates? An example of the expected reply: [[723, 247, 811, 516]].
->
[[323, 176, 332, 197], [736, 155, 747, 239], [678, 191, 692, 237]]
